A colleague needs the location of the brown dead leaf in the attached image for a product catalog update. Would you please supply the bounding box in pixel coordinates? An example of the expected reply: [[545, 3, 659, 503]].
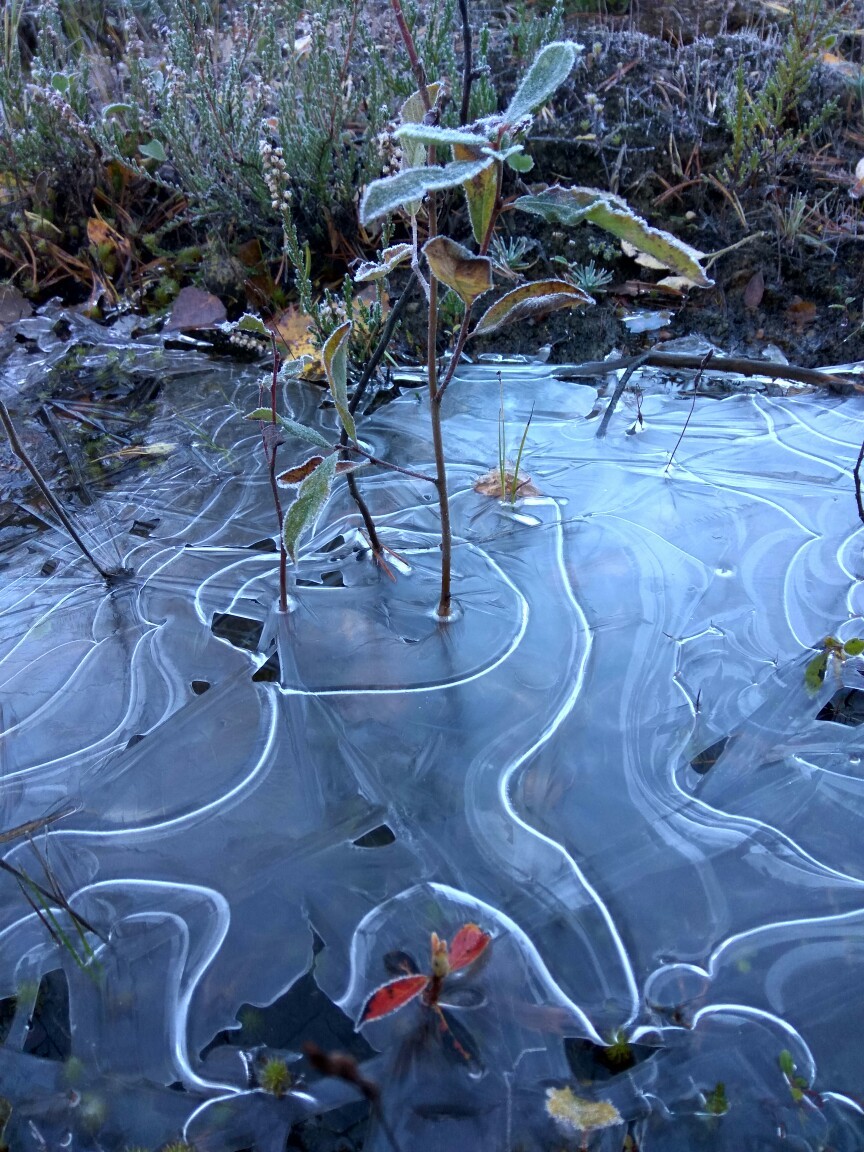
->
[[277, 455, 325, 486], [164, 287, 228, 332], [744, 270, 765, 310], [0, 284, 33, 330], [786, 297, 818, 328], [474, 468, 541, 499]]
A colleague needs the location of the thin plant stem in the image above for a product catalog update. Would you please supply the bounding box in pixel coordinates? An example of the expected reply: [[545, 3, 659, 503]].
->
[[346, 472, 383, 553], [0, 399, 113, 579], [345, 445, 435, 484], [338, 282, 416, 558], [388, 0, 430, 108], [510, 403, 534, 503], [265, 337, 288, 613], [854, 438, 864, 525], [665, 352, 713, 472], [595, 352, 651, 439], [456, 0, 473, 125]]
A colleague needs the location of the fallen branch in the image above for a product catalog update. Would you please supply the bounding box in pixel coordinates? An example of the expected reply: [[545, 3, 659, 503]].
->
[[556, 350, 862, 439]]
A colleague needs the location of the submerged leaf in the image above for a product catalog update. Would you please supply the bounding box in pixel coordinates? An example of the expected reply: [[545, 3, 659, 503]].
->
[[447, 923, 491, 972], [474, 468, 540, 498], [282, 453, 338, 562], [546, 1086, 622, 1132], [360, 975, 429, 1022], [505, 41, 581, 123], [515, 186, 713, 287], [472, 279, 593, 337], [423, 237, 493, 305], [360, 158, 495, 224], [322, 321, 356, 442]]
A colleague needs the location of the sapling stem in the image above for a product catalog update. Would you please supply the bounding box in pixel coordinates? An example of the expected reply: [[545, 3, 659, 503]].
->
[[0, 399, 114, 580], [852, 439, 864, 526], [264, 336, 289, 613]]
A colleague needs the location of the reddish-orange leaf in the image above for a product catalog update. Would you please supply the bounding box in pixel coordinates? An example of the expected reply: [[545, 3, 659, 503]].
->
[[447, 923, 491, 973], [360, 975, 428, 1022], [276, 456, 324, 486]]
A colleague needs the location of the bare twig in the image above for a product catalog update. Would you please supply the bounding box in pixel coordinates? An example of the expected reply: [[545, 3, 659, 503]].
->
[[559, 350, 862, 399], [0, 399, 114, 579], [303, 1044, 404, 1152], [595, 352, 651, 439], [854, 438, 864, 526], [665, 351, 713, 471], [456, 0, 473, 125]]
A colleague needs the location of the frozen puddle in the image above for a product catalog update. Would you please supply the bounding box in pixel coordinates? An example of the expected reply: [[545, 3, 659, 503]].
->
[[1, 341, 864, 1150]]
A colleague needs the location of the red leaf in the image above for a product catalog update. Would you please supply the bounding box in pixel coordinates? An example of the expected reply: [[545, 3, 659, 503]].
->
[[360, 975, 428, 1022], [447, 923, 491, 973]]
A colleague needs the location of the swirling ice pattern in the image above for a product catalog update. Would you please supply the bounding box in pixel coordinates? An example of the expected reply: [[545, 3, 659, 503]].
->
[[1, 347, 864, 1150]]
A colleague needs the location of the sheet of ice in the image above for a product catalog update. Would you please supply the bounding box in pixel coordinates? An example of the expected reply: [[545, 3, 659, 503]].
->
[[1, 336, 863, 1149]]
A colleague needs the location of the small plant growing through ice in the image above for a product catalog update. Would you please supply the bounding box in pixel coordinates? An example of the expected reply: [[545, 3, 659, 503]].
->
[[241, 11, 711, 618], [360, 922, 491, 1067], [258, 1056, 292, 1098], [778, 1049, 811, 1103], [703, 1081, 729, 1115], [804, 635, 864, 693]]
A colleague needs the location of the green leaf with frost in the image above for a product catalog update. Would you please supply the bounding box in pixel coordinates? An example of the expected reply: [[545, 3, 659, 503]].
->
[[472, 279, 593, 337], [505, 41, 580, 123], [245, 410, 332, 450], [278, 355, 314, 381], [102, 103, 133, 118], [515, 186, 713, 287], [237, 313, 268, 334], [283, 453, 338, 562], [506, 151, 534, 173], [399, 82, 442, 171], [322, 321, 356, 442], [354, 244, 413, 283], [360, 159, 495, 224], [396, 123, 492, 149], [139, 139, 167, 163], [51, 73, 70, 94]]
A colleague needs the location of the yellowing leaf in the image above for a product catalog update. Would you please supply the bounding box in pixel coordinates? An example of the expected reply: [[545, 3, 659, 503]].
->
[[546, 1086, 622, 1132], [322, 321, 356, 442], [472, 279, 593, 337], [423, 236, 492, 305], [516, 186, 712, 287], [95, 442, 176, 464], [453, 142, 498, 245]]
